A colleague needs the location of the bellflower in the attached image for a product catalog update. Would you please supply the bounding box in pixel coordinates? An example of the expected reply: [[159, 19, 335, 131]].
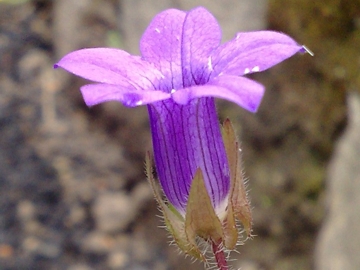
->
[[55, 6, 308, 268]]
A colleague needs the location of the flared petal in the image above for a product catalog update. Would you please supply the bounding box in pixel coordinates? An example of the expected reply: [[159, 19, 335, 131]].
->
[[171, 75, 265, 113], [140, 7, 222, 91], [181, 7, 221, 87], [55, 48, 162, 89], [140, 9, 186, 90], [80, 83, 171, 107], [148, 98, 230, 214], [211, 31, 303, 77]]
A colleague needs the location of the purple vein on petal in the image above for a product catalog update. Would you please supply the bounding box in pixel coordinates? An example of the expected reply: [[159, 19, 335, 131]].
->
[[172, 75, 265, 113], [140, 9, 186, 91], [80, 84, 171, 107], [148, 98, 230, 212], [55, 48, 163, 90], [181, 7, 221, 87], [211, 31, 303, 77]]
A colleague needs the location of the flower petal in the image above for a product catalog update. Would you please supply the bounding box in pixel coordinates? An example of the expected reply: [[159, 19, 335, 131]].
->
[[171, 75, 265, 112], [148, 98, 230, 213], [211, 31, 303, 77], [140, 9, 186, 90], [181, 7, 221, 87], [55, 48, 162, 89], [80, 83, 170, 107]]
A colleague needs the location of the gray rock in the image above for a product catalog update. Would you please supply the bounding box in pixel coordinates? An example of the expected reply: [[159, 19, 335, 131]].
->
[[67, 264, 95, 270], [93, 192, 134, 233], [92, 184, 152, 233], [22, 236, 61, 259], [236, 260, 261, 270], [53, 0, 91, 59], [315, 92, 360, 270], [107, 249, 130, 269], [82, 231, 115, 254]]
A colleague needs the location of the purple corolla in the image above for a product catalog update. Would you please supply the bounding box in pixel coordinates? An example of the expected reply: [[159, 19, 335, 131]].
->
[[55, 6, 307, 266]]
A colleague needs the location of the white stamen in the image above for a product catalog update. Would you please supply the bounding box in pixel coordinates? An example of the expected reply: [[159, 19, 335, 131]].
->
[[252, 66, 260, 72], [135, 100, 143, 106], [302, 45, 314, 56], [244, 68, 250, 74], [235, 33, 241, 40], [155, 28, 160, 33], [207, 56, 213, 71], [171, 89, 176, 94]]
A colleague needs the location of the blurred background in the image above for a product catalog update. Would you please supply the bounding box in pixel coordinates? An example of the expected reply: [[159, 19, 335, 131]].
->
[[0, 0, 359, 269]]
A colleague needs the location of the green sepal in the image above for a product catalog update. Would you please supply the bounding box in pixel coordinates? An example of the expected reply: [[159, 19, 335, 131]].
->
[[145, 152, 205, 261], [222, 200, 238, 249], [222, 119, 252, 238], [185, 169, 224, 245]]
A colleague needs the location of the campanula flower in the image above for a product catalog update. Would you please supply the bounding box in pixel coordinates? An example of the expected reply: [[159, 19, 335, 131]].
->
[[55, 6, 308, 268]]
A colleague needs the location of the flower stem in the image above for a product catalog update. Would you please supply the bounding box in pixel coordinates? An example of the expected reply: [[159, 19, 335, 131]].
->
[[211, 240, 228, 270]]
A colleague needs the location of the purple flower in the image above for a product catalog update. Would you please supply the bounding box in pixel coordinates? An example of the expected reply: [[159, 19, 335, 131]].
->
[[55, 6, 306, 262]]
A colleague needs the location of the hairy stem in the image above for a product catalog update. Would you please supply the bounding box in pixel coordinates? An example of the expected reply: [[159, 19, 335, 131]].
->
[[211, 241, 228, 270]]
